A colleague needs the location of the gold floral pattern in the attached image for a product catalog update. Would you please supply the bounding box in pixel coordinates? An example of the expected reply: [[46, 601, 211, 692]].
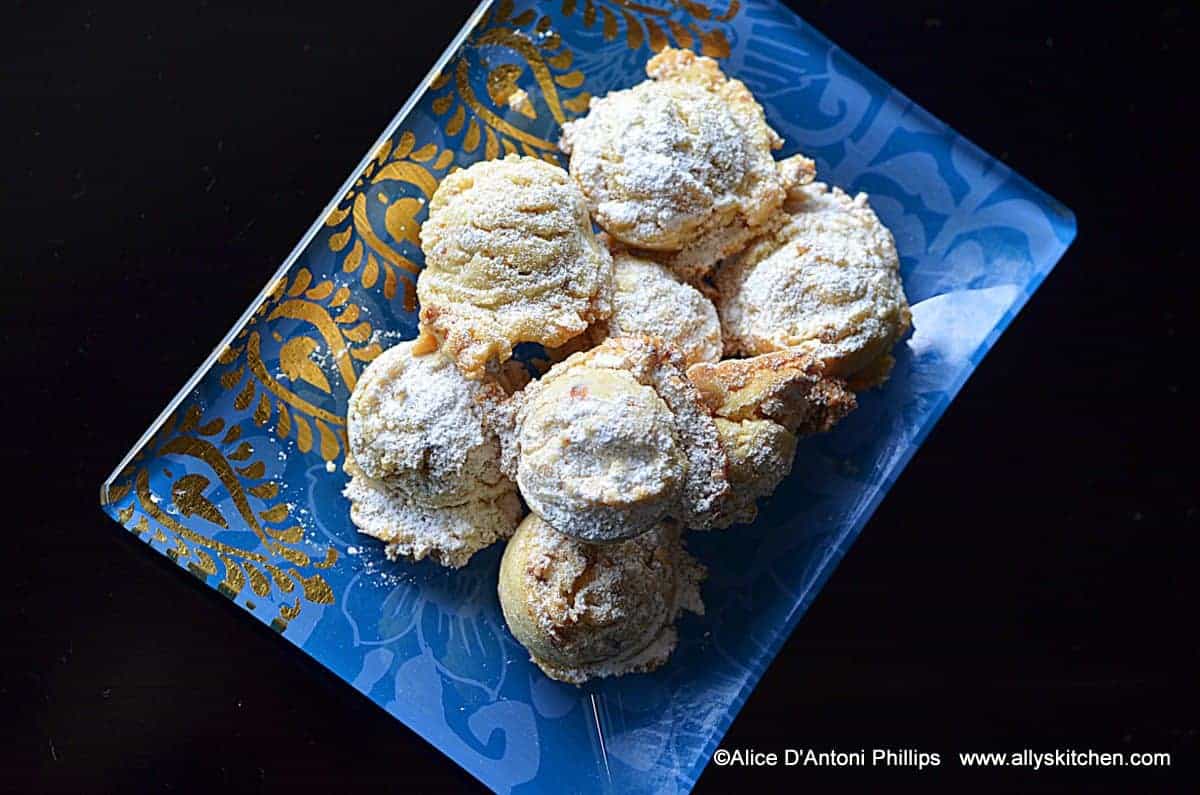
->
[[216, 268, 382, 463], [323, 133, 455, 311], [428, 0, 593, 162], [111, 404, 337, 632], [561, 0, 739, 57]]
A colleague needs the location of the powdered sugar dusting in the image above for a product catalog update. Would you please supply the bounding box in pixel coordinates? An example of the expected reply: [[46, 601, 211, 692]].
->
[[344, 340, 522, 567], [607, 253, 722, 365], [417, 155, 612, 378], [344, 460, 522, 569], [560, 48, 786, 279], [497, 515, 705, 684], [501, 336, 728, 542], [716, 182, 912, 381], [516, 367, 686, 541], [562, 80, 748, 251], [347, 340, 509, 506]]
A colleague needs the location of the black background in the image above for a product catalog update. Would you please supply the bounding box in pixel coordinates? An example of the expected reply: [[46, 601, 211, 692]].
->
[[3, 1, 1196, 792]]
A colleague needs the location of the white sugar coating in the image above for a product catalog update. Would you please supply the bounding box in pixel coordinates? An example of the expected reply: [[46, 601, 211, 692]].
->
[[561, 81, 745, 249], [497, 514, 705, 684], [344, 457, 523, 569], [346, 340, 510, 507], [517, 367, 686, 542], [606, 253, 722, 366], [626, 154, 816, 283], [705, 418, 798, 529], [343, 341, 523, 568], [716, 182, 912, 384], [418, 155, 612, 379], [499, 336, 728, 542], [560, 48, 786, 278]]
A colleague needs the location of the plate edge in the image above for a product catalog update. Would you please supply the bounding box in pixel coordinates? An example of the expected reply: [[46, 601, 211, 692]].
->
[[98, 0, 497, 507]]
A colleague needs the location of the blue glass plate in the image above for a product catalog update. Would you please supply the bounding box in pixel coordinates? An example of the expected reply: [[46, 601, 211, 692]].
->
[[99, 1, 1076, 792]]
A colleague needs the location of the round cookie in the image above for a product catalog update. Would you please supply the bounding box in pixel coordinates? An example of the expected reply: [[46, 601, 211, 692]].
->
[[606, 253, 722, 366], [560, 48, 795, 281], [716, 182, 912, 386], [343, 341, 523, 568], [346, 340, 509, 506], [499, 336, 728, 542], [516, 366, 685, 541], [417, 154, 612, 379], [497, 513, 705, 684]]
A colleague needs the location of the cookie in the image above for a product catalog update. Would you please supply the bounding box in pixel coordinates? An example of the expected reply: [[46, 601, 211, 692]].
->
[[560, 48, 801, 281], [497, 514, 705, 684], [716, 182, 911, 386], [417, 155, 612, 378], [498, 336, 728, 542]]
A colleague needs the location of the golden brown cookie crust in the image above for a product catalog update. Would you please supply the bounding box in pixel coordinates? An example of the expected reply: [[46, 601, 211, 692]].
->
[[497, 514, 705, 684], [417, 155, 612, 379], [687, 350, 857, 437], [685, 351, 855, 529], [707, 417, 798, 529]]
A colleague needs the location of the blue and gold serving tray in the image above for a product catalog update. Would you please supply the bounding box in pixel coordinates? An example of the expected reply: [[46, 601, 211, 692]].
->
[[100, 1, 1076, 792]]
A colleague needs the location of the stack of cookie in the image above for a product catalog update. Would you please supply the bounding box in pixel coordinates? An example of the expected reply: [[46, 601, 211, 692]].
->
[[343, 48, 910, 684]]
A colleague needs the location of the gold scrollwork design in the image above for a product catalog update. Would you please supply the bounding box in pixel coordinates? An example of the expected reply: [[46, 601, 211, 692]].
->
[[428, 0, 592, 163], [217, 268, 381, 463], [563, 0, 739, 57], [323, 133, 455, 311], [109, 404, 338, 631]]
